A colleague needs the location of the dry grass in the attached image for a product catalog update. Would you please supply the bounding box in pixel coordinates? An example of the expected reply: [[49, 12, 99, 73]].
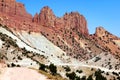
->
[[31, 68, 68, 80]]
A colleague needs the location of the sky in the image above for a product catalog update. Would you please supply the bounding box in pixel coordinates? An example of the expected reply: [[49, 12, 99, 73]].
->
[[16, 0, 120, 37]]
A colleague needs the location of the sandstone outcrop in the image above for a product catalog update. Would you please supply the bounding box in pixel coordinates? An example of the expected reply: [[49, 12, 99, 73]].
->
[[0, 0, 32, 22], [0, 0, 89, 36], [90, 27, 120, 55], [95, 27, 119, 39], [33, 6, 89, 36], [62, 12, 88, 35]]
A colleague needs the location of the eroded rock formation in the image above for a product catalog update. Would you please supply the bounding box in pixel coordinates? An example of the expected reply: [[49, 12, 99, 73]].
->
[[33, 6, 89, 35]]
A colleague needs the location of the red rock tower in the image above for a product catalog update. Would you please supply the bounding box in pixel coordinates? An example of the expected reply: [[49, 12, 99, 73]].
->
[[0, 0, 32, 22]]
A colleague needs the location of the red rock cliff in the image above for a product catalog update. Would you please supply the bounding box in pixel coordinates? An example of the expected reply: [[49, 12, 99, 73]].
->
[[0, 0, 89, 36], [0, 0, 32, 22], [33, 6, 89, 35], [63, 12, 88, 35]]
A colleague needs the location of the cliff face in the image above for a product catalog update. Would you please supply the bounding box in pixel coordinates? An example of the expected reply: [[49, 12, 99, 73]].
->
[[0, 0, 92, 61], [0, 0, 32, 21], [90, 27, 120, 55], [0, 0, 120, 56], [0, 0, 89, 36], [39, 6, 56, 27], [33, 6, 89, 36], [62, 12, 88, 35]]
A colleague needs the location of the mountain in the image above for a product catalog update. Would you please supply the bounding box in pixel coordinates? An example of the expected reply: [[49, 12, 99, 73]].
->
[[0, 0, 120, 80]]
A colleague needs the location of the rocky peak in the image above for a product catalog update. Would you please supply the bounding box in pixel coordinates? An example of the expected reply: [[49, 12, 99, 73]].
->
[[32, 6, 89, 36], [0, 0, 32, 22], [95, 27, 119, 39], [95, 27, 106, 37], [92, 27, 120, 55], [40, 6, 54, 16], [0, 0, 89, 36], [38, 6, 56, 27], [63, 12, 88, 35], [33, 13, 39, 23]]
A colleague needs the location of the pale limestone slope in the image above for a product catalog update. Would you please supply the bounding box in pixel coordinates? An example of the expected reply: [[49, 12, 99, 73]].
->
[[0, 26, 79, 65]]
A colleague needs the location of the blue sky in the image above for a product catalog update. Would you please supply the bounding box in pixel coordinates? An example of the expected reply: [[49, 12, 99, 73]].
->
[[16, 0, 120, 37]]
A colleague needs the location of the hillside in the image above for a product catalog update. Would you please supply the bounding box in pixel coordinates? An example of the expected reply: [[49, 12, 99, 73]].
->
[[0, 0, 120, 80]]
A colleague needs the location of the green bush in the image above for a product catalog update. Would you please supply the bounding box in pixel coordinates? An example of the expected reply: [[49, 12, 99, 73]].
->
[[39, 63, 46, 71], [81, 76, 86, 80], [66, 72, 76, 80], [49, 63, 57, 75], [11, 63, 16, 67], [87, 75, 93, 80], [64, 66, 71, 72], [76, 70, 83, 73], [95, 70, 107, 80]]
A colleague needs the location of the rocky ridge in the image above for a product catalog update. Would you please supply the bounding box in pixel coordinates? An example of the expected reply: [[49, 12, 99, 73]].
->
[[33, 6, 88, 36], [0, 0, 88, 36], [0, 0, 120, 61], [0, 0, 32, 21], [90, 27, 120, 56]]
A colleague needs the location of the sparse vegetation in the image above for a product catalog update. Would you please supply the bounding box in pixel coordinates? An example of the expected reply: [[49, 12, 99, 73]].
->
[[11, 63, 16, 67], [49, 63, 57, 75], [87, 75, 93, 80], [37, 69, 67, 80], [66, 72, 77, 80], [0, 23, 120, 80], [95, 70, 107, 80], [64, 66, 71, 72], [39, 63, 46, 71], [0, 32, 18, 47], [76, 69, 83, 74]]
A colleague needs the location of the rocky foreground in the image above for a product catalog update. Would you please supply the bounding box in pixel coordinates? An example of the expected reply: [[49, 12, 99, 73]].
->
[[0, 63, 49, 80]]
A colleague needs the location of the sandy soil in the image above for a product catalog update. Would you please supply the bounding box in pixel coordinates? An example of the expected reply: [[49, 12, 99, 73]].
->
[[0, 67, 49, 80]]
